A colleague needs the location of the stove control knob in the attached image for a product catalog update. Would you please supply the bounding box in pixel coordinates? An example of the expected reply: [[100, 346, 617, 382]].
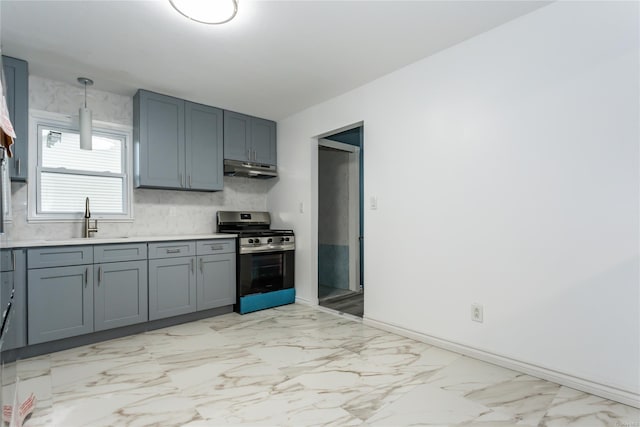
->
[[280, 237, 285, 242], [268, 238, 273, 243], [285, 237, 290, 242], [254, 238, 260, 244], [248, 239, 254, 244]]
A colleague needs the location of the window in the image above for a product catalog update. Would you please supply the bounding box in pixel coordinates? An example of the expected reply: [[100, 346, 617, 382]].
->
[[29, 112, 132, 221]]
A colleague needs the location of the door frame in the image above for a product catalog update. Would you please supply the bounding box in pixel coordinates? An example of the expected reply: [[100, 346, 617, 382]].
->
[[318, 139, 361, 293]]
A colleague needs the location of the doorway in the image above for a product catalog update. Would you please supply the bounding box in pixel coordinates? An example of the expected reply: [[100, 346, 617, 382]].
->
[[317, 126, 363, 317]]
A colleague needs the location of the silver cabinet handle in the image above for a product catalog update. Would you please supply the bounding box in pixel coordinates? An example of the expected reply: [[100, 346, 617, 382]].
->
[[246, 149, 251, 160], [98, 266, 103, 285], [85, 267, 89, 285], [15, 158, 20, 175], [189, 174, 192, 188], [210, 245, 223, 251], [179, 172, 183, 187], [166, 249, 181, 254], [11, 251, 15, 271], [199, 257, 203, 273], [191, 258, 195, 274]]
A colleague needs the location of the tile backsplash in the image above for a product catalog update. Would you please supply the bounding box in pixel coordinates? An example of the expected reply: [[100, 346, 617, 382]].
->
[[8, 75, 270, 241]]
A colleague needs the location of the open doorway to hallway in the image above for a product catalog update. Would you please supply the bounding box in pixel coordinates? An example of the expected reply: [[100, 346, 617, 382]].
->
[[317, 126, 363, 317]]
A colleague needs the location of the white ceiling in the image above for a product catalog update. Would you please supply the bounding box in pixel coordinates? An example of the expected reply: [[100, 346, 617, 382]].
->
[[0, 1, 549, 120]]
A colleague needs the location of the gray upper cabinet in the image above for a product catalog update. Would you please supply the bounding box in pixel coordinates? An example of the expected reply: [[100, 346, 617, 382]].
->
[[224, 111, 277, 166], [223, 111, 251, 162], [251, 117, 277, 165], [186, 102, 223, 191], [134, 90, 185, 189], [2, 56, 29, 181], [134, 90, 223, 191]]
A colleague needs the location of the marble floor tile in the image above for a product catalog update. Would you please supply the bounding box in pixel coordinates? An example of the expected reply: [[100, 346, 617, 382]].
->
[[464, 373, 562, 426], [5, 304, 638, 426], [425, 355, 523, 396], [539, 386, 640, 427], [365, 383, 515, 426]]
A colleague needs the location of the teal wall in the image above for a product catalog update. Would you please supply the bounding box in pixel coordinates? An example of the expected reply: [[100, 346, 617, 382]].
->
[[318, 244, 349, 289]]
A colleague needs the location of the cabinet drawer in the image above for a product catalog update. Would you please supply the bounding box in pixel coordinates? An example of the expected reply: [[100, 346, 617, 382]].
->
[[196, 239, 235, 255], [148, 241, 195, 259], [28, 246, 93, 269], [94, 243, 147, 263], [0, 250, 13, 272]]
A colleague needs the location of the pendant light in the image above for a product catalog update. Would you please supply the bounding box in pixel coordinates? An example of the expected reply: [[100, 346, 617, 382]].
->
[[78, 77, 93, 150], [169, 0, 238, 25]]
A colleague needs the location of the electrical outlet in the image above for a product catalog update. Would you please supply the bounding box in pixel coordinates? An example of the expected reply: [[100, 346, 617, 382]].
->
[[471, 304, 483, 323]]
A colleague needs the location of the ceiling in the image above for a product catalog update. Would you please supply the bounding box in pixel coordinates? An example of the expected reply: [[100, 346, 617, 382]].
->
[[0, 1, 549, 121]]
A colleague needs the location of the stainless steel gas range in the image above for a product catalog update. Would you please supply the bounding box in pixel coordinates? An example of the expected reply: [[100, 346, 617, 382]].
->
[[216, 211, 295, 314]]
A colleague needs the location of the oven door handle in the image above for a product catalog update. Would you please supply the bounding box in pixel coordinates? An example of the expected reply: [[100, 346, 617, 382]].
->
[[239, 245, 295, 255]]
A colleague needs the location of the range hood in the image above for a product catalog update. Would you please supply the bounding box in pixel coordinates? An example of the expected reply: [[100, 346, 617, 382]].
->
[[224, 159, 277, 179]]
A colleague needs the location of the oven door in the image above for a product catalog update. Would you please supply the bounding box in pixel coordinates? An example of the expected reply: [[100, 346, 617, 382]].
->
[[238, 249, 294, 297]]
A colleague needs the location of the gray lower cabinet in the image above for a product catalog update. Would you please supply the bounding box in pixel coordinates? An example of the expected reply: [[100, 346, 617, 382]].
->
[[1, 249, 26, 350], [27, 243, 149, 345], [94, 260, 148, 332], [148, 241, 197, 321], [196, 253, 235, 311], [195, 239, 236, 311], [23, 239, 234, 348], [28, 265, 93, 345]]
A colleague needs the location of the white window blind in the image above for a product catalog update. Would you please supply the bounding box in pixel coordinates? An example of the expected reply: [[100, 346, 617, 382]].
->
[[36, 124, 129, 217]]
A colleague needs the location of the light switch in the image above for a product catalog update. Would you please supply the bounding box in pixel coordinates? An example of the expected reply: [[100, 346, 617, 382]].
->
[[370, 196, 378, 210]]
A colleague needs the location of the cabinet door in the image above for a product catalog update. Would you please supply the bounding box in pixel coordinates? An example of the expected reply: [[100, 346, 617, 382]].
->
[[251, 117, 277, 166], [134, 90, 185, 189], [148, 257, 196, 320], [185, 102, 223, 191], [197, 254, 236, 311], [27, 265, 93, 345], [2, 56, 28, 181], [94, 260, 148, 332], [223, 111, 251, 162], [1, 250, 27, 350]]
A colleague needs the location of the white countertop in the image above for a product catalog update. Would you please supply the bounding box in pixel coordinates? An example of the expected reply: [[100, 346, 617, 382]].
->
[[2, 234, 237, 249]]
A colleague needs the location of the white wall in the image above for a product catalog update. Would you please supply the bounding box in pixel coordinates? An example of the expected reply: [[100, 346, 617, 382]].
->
[[268, 1, 639, 402], [9, 76, 269, 241]]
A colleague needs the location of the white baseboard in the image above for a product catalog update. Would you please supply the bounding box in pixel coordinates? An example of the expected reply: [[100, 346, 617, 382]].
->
[[363, 316, 640, 409], [295, 295, 318, 306]]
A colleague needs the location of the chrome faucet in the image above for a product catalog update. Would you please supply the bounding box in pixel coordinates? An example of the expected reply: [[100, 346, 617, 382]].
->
[[84, 197, 98, 238]]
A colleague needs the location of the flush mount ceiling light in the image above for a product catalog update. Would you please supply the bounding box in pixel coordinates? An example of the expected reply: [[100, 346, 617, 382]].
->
[[169, 0, 238, 25], [77, 77, 93, 151]]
